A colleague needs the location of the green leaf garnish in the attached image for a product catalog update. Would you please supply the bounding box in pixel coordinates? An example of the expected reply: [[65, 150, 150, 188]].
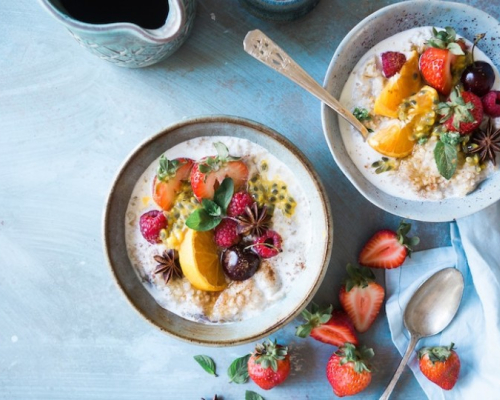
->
[[193, 355, 217, 377], [185, 177, 234, 231], [227, 354, 251, 384], [353, 107, 371, 122], [157, 156, 184, 182], [434, 140, 458, 180], [245, 391, 265, 400], [186, 209, 221, 231]]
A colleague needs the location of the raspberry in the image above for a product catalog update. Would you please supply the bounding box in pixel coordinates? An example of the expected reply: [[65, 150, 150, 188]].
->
[[227, 191, 255, 217], [482, 91, 500, 117], [381, 51, 406, 78], [214, 219, 240, 248], [139, 210, 167, 244], [253, 230, 282, 258]]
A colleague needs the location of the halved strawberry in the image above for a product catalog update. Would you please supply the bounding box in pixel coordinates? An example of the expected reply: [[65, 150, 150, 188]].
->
[[419, 48, 457, 96], [152, 157, 193, 211], [358, 221, 419, 269], [438, 88, 484, 135], [296, 304, 358, 347], [339, 264, 385, 333], [381, 51, 406, 78], [190, 142, 249, 200]]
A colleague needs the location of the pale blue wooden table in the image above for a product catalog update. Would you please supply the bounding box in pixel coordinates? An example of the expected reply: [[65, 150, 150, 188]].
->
[[1, 0, 498, 399]]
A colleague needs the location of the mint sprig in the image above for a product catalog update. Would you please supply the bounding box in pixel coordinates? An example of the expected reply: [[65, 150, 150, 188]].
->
[[434, 140, 458, 180], [193, 355, 218, 377], [185, 178, 234, 231], [227, 354, 251, 384]]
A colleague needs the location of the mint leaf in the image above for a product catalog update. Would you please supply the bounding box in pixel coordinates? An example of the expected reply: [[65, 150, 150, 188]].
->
[[227, 354, 251, 384], [213, 177, 234, 212], [194, 355, 217, 377], [245, 391, 265, 400], [202, 199, 222, 217], [434, 141, 457, 180], [353, 107, 371, 122], [213, 142, 229, 160], [185, 209, 221, 231]]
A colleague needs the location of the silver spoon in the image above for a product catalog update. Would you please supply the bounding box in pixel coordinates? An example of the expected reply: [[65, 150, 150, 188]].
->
[[243, 29, 369, 139], [380, 267, 464, 400]]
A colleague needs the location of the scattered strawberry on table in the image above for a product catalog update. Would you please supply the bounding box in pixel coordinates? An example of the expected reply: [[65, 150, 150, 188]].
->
[[295, 304, 359, 347], [339, 264, 385, 333], [326, 343, 375, 397], [247, 339, 290, 390], [418, 343, 461, 390], [358, 221, 419, 269]]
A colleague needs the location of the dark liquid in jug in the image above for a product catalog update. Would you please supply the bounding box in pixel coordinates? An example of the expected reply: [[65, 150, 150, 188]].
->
[[60, 0, 169, 29]]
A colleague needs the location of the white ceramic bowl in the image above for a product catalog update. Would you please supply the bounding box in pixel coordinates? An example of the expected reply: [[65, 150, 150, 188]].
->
[[322, 1, 500, 222], [103, 116, 332, 346]]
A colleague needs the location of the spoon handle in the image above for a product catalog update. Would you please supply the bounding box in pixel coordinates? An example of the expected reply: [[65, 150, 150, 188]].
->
[[243, 29, 369, 139], [379, 335, 420, 400]]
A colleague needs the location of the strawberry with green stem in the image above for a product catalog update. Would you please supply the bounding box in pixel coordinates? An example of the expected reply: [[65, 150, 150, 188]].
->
[[437, 87, 484, 135], [339, 264, 385, 333], [295, 303, 358, 347], [418, 343, 461, 390], [152, 156, 193, 211], [247, 339, 290, 390]]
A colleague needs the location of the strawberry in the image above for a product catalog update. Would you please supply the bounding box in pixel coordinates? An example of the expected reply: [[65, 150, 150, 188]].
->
[[339, 264, 385, 333], [326, 343, 374, 397], [152, 156, 193, 211], [247, 339, 290, 390], [190, 142, 249, 200], [438, 88, 484, 135], [381, 51, 406, 78], [358, 221, 419, 269], [419, 27, 465, 96], [295, 304, 358, 347], [418, 343, 460, 390]]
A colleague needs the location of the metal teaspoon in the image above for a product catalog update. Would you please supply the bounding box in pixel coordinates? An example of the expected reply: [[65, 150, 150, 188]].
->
[[243, 29, 369, 139], [380, 267, 464, 400]]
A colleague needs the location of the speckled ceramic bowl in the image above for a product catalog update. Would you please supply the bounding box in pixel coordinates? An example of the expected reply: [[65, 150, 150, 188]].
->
[[239, 0, 320, 21], [322, 1, 500, 222], [103, 116, 332, 346]]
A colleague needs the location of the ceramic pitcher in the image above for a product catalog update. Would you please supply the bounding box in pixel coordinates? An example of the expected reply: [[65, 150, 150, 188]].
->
[[39, 0, 196, 68]]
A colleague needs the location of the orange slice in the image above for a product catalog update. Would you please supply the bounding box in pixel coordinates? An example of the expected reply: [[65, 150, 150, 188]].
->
[[178, 229, 227, 292], [368, 121, 415, 158], [374, 51, 423, 118]]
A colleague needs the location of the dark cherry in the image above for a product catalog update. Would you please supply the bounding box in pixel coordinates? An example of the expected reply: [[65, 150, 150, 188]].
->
[[221, 245, 261, 281], [461, 61, 495, 97]]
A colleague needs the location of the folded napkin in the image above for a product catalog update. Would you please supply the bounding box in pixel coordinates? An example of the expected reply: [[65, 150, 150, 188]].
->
[[386, 201, 500, 399]]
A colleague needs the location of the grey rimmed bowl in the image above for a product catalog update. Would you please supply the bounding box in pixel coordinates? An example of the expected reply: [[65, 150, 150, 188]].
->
[[322, 1, 500, 222], [103, 116, 332, 346]]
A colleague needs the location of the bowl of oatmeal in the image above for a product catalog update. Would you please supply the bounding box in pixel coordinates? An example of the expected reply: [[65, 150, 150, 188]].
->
[[322, 1, 500, 222], [103, 115, 332, 346]]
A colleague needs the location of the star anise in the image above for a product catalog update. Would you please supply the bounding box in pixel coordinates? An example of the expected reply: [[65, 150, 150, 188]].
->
[[236, 203, 272, 236], [153, 250, 182, 283], [470, 118, 500, 166]]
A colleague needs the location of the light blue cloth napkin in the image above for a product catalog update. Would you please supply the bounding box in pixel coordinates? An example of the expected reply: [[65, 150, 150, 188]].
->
[[386, 201, 500, 399]]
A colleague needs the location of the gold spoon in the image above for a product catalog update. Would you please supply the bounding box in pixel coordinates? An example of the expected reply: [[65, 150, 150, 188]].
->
[[243, 29, 368, 139]]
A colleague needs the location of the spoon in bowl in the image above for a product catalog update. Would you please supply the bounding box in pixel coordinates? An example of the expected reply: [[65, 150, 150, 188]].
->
[[243, 30, 369, 139], [379, 267, 464, 400]]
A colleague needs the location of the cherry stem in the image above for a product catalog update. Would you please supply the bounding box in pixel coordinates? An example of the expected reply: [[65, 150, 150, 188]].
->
[[471, 33, 486, 64]]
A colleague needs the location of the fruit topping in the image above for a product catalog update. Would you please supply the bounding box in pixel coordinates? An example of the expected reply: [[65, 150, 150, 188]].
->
[[178, 229, 227, 291], [353, 107, 371, 122], [418, 343, 460, 390], [296, 304, 359, 347], [371, 157, 396, 174], [358, 221, 419, 269], [252, 230, 282, 258], [190, 142, 249, 200], [139, 210, 168, 244], [248, 339, 291, 390], [481, 90, 500, 117], [470, 118, 500, 166], [221, 245, 261, 281], [374, 50, 422, 118], [153, 249, 182, 283], [153, 157, 193, 211], [368, 120, 415, 158], [214, 218, 240, 248], [227, 191, 255, 217], [326, 343, 374, 397], [339, 264, 385, 333], [437, 88, 483, 135], [460, 33, 494, 97], [381, 51, 407, 78], [236, 203, 272, 237]]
